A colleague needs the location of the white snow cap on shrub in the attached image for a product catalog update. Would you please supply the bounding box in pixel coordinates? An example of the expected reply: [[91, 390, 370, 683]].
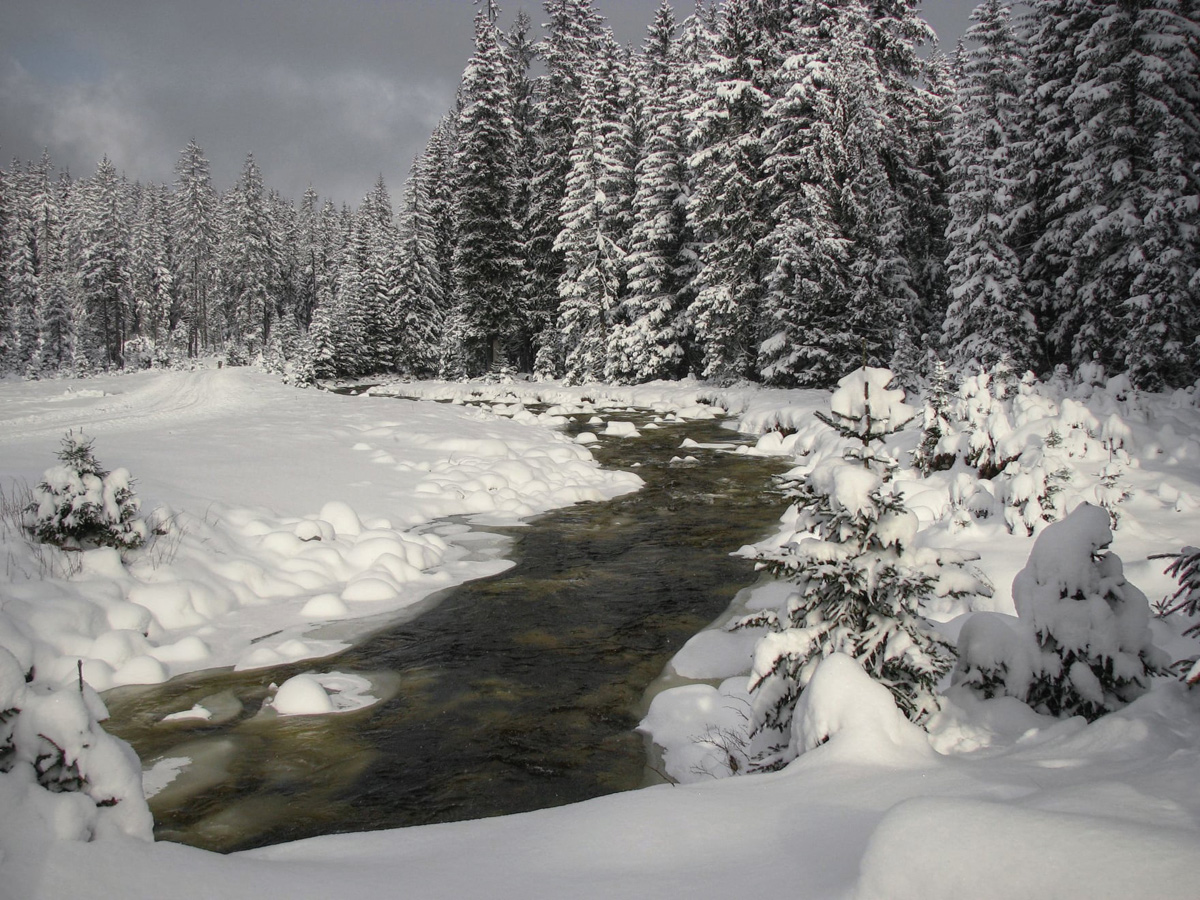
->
[[0, 643, 152, 843], [956, 502, 1167, 719], [828, 367, 917, 436], [1013, 503, 1162, 682], [790, 653, 932, 764]]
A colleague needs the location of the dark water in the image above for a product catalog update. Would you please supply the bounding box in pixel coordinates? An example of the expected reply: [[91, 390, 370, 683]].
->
[[103, 406, 785, 853]]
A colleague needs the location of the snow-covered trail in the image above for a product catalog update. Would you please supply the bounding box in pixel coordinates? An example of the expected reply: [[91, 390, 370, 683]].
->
[[0, 369, 267, 446]]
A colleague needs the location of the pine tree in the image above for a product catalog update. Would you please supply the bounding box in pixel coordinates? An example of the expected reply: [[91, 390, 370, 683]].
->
[[128, 183, 175, 354], [759, 1, 919, 386], [956, 503, 1167, 720], [738, 367, 987, 768], [171, 140, 218, 356], [333, 211, 370, 377], [685, 0, 776, 382], [0, 161, 12, 371], [357, 176, 398, 374], [451, 3, 522, 375], [612, 0, 696, 383], [77, 157, 130, 366], [221, 153, 278, 355], [526, 0, 608, 375], [394, 153, 447, 377], [503, 9, 540, 371], [25, 432, 146, 552], [555, 32, 635, 383], [901, 50, 957, 372], [1060, 0, 1200, 387], [294, 187, 322, 333], [942, 0, 1037, 372], [5, 159, 45, 374]]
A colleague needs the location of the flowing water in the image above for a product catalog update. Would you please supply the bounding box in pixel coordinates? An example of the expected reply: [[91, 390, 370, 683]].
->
[[103, 406, 786, 853]]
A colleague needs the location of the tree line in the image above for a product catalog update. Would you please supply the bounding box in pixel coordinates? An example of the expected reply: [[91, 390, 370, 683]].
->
[[1, 0, 1197, 389]]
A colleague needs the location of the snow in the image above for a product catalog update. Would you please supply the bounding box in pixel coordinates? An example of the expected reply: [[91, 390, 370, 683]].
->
[[2, 367, 1199, 900], [267, 672, 379, 717], [828, 367, 918, 435], [789, 653, 934, 764], [0, 368, 641, 692]]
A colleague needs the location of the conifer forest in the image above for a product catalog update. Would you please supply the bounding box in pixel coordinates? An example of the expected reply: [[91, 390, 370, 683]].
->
[[1, 0, 1197, 390]]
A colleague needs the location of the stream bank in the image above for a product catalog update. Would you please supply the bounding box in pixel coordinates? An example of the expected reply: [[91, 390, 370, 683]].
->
[[103, 408, 786, 852]]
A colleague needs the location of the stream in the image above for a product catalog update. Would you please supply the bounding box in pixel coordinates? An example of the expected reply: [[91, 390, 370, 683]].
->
[[103, 404, 786, 853]]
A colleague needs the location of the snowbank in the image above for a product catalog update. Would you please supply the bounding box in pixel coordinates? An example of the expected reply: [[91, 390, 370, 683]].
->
[[0, 369, 642, 693]]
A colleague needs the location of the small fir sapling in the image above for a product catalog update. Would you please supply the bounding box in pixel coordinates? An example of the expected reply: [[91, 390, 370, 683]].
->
[[739, 368, 991, 769], [911, 357, 957, 475], [955, 503, 1167, 720], [24, 431, 146, 551], [1152, 546, 1200, 683], [958, 367, 1017, 480]]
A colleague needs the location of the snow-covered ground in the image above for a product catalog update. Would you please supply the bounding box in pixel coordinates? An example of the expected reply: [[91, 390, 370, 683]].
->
[[2, 367, 1199, 899]]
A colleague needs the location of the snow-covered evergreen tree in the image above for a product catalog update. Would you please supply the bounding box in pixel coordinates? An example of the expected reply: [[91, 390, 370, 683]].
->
[[942, 0, 1036, 373], [354, 177, 398, 374], [739, 368, 989, 768], [503, 9, 540, 372], [451, 3, 522, 375], [4, 157, 52, 375], [911, 357, 957, 475], [525, 0, 608, 375], [394, 157, 446, 377], [171, 140, 217, 357], [555, 32, 634, 384], [24, 432, 146, 552], [77, 157, 130, 367], [1021, 0, 1200, 388], [759, 1, 919, 386], [220, 153, 278, 355], [1065, 0, 1200, 387], [611, 1, 696, 384], [127, 183, 175, 355], [956, 503, 1167, 720], [685, 0, 780, 382]]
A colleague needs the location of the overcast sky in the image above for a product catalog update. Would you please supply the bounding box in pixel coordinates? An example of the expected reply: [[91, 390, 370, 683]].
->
[[0, 1, 980, 208]]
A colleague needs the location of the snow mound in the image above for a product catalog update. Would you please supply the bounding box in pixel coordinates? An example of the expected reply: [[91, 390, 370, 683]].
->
[[854, 796, 1196, 900], [601, 421, 640, 438], [789, 654, 933, 766], [268, 672, 379, 716]]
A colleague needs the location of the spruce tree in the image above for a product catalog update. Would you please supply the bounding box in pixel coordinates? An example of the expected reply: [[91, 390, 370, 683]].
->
[[527, 0, 607, 376], [503, 9, 541, 371], [759, 1, 918, 386], [556, 33, 634, 384], [612, 0, 696, 384], [451, 3, 522, 375], [128, 183, 175, 354], [171, 140, 217, 356], [394, 167, 444, 377], [221, 153, 278, 355], [78, 157, 130, 366], [739, 367, 987, 768], [1060, 0, 1200, 387], [942, 0, 1037, 373], [685, 0, 776, 382], [6, 160, 44, 374]]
